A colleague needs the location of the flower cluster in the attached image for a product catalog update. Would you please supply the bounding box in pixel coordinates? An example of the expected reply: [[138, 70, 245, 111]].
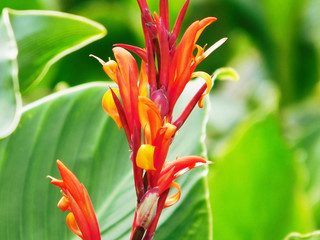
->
[[47, 160, 100, 240], [90, 0, 225, 238], [48, 0, 226, 239]]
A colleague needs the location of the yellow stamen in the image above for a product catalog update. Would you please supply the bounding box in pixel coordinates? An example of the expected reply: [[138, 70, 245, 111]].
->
[[136, 144, 156, 171], [102, 89, 122, 129]]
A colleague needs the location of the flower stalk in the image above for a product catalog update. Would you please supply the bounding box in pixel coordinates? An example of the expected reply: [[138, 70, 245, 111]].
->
[[91, 0, 226, 239], [49, 0, 227, 239]]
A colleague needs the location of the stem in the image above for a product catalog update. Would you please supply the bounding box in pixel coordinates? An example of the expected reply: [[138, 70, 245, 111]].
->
[[132, 226, 146, 240], [173, 82, 207, 129], [131, 151, 144, 201], [131, 125, 145, 202]]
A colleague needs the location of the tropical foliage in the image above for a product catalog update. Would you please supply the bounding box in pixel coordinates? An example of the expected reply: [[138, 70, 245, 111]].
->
[[0, 0, 319, 239]]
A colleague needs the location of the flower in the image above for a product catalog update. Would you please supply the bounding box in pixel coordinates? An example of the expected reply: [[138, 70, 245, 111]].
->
[[47, 160, 100, 240], [90, 0, 226, 238]]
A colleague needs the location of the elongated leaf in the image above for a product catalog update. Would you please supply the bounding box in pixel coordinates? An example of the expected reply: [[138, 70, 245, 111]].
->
[[0, 80, 210, 239], [208, 113, 314, 240], [0, 8, 106, 138]]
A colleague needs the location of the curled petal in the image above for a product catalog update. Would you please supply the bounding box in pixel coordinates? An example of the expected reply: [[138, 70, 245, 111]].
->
[[163, 182, 181, 208], [191, 71, 212, 108], [66, 212, 83, 239], [137, 144, 156, 171], [57, 196, 70, 212], [102, 89, 122, 129], [194, 44, 205, 63]]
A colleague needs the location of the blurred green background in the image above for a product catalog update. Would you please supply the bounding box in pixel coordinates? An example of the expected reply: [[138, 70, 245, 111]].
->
[[1, 0, 320, 239]]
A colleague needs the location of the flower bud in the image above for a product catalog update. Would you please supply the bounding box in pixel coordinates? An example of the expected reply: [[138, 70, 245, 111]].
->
[[136, 188, 159, 229], [150, 89, 169, 119]]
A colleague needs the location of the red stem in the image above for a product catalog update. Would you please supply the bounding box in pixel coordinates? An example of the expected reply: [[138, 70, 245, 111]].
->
[[173, 82, 207, 129]]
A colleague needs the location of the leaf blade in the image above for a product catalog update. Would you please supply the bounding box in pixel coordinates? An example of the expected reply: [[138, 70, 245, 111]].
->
[[0, 80, 210, 240]]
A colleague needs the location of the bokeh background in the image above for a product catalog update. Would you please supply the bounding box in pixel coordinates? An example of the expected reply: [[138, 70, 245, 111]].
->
[[1, 0, 319, 239]]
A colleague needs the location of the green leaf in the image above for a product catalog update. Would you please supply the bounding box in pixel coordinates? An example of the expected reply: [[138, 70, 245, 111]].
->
[[208, 113, 314, 240], [0, 8, 106, 138], [285, 230, 320, 240], [0, 80, 210, 239]]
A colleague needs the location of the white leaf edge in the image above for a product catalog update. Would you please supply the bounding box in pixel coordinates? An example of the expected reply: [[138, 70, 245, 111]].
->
[[6, 8, 107, 91], [0, 8, 107, 139], [284, 230, 320, 240], [0, 8, 21, 139]]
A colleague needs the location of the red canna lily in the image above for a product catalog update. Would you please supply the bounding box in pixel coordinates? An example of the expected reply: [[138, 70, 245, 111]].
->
[[90, 0, 226, 239], [48, 160, 101, 240]]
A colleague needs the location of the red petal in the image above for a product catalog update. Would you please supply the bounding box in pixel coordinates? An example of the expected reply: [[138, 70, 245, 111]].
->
[[114, 44, 147, 62], [170, 0, 190, 46]]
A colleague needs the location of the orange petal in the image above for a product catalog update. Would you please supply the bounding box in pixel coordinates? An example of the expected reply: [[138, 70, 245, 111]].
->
[[90, 55, 118, 84], [113, 47, 140, 131], [56, 160, 84, 207], [138, 96, 162, 143], [170, 20, 199, 84], [102, 88, 122, 129], [113, 47, 139, 88], [139, 60, 149, 97], [102, 60, 118, 84], [136, 144, 156, 171], [163, 182, 181, 208], [66, 212, 83, 239], [162, 123, 177, 141], [55, 160, 101, 240], [194, 17, 217, 44], [57, 196, 70, 212], [47, 176, 65, 188]]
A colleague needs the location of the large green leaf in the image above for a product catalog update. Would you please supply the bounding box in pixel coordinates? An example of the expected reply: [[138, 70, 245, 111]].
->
[[0, 8, 106, 138], [0, 80, 210, 239], [208, 113, 314, 240]]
